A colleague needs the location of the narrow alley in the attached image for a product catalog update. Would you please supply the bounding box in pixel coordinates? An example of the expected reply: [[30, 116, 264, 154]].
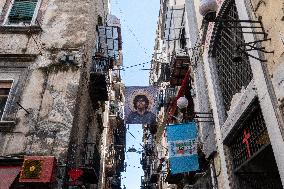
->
[[0, 0, 284, 189]]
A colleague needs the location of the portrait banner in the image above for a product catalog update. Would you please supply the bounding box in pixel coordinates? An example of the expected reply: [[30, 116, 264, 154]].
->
[[125, 86, 157, 124], [166, 122, 199, 174]]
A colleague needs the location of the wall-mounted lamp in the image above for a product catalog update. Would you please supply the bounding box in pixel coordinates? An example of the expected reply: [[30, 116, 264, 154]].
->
[[177, 96, 189, 109], [199, 0, 218, 22]]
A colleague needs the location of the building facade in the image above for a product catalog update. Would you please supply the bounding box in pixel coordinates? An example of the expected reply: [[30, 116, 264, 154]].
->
[[149, 0, 284, 188], [0, 0, 125, 188]]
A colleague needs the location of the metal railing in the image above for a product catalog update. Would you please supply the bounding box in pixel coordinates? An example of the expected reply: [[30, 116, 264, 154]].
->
[[82, 142, 100, 176]]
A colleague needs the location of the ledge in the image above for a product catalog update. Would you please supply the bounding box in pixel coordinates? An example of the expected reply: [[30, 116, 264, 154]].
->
[[222, 81, 257, 143], [0, 121, 16, 132], [0, 54, 38, 62], [0, 156, 23, 165], [0, 25, 42, 34]]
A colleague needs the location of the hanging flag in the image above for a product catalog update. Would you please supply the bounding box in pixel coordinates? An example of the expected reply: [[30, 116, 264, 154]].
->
[[166, 122, 199, 174], [125, 86, 157, 124]]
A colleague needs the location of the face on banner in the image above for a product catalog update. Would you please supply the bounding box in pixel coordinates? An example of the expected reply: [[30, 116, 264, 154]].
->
[[125, 86, 157, 124]]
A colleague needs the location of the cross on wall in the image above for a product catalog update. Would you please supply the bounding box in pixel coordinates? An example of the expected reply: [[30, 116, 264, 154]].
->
[[242, 129, 251, 158]]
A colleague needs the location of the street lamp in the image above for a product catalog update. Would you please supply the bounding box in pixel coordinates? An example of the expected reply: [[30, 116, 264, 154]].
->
[[177, 96, 189, 109], [199, 0, 218, 22]]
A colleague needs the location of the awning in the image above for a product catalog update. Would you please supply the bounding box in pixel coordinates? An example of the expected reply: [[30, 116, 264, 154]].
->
[[19, 156, 56, 183], [0, 166, 21, 189]]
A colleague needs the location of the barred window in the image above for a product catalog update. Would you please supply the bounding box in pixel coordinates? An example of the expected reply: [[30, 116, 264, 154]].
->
[[228, 100, 282, 189], [6, 0, 40, 25], [213, 1, 253, 112], [229, 101, 268, 171]]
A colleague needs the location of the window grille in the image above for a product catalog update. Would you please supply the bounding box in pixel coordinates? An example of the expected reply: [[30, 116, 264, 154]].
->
[[164, 5, 185, 49], [8, 0, 38, 24], [157, 63, 171, 84], [180, 28, 186, 49], [109, 100, 119, 116], [164, 87, 176, 105], [0, 81, 12, 119], [229, 101, 269, 171], [82, 142, 100, 177], [236, 172, 283, 189], [92, 55, 110, 73], [97, 26, 121, 60], [213, 1, 253, 112]]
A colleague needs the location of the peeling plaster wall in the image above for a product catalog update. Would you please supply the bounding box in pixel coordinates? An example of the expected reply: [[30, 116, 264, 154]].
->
[[248, 0, 284, 72], [0, 0, 108, 168], [247, 0, 284, 114], [24, 69, 80, 161]]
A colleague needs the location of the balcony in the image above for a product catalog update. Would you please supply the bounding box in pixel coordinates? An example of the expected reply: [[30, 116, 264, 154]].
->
[[164, 87, 177, 109], [97, 25, 122, 66], [149, 160, 160, 183], [140, 176, 151, 189], [105, 147, 116, 177], [80, 143, 101, 184], [114, 152, 125, 173], [114, 128, 126, 147], [150, 171, 159, 183], [140, 156, 147, 170], [144, 144, 154, 156], [165, 168, 183, 184], [157, 63, 171, 84], [109, 101, 120, 117], [91, 52, 113, 74], [107, 175, 121, 189], [89, 73, 108, 103], [170, 53, 190, 86], [145, 124, 158, 135]]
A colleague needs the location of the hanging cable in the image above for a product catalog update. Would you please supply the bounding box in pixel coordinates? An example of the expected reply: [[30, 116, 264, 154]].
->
[[114, 0, 150, 57]]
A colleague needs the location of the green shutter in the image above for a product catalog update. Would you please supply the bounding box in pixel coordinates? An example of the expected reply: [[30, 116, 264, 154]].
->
[[8, 0, 38, 24]]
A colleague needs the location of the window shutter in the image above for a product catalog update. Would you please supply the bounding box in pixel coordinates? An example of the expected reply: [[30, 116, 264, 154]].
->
[[0, 81, 12, 89], [0, 81, 12, 97], [8, 0, 38, 24]]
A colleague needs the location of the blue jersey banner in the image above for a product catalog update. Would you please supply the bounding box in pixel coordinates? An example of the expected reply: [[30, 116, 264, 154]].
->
[[166, 122, 199, 174]]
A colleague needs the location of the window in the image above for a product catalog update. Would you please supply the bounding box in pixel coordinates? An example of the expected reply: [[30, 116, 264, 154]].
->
[[213, 1, 253, 113], [179, 28, 186, 49], [0, 81, 12, 119], [5, 0, 40, 25]]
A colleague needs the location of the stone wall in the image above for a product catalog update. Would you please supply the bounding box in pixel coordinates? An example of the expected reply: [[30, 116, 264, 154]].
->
[[0, 0, 108, 164]]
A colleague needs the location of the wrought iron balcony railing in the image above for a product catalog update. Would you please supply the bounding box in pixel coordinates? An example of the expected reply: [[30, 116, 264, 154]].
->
[[169, 53, 191, 86], [91, 53, 113, 74], [80, 142, 101, 184]]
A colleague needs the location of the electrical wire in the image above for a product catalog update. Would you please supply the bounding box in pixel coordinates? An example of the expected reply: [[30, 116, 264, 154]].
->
[[114, 0, 150, 57], [120, 61, 151, 70]]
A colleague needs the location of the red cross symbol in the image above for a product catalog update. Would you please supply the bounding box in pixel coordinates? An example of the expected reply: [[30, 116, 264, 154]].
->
[[242, 129, 251, 158], [68, 168, 83, 181]]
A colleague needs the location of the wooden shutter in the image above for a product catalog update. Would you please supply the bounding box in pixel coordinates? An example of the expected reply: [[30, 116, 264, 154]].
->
[[8, 0, 38, 23], [0, 81, 12, 96], [0, 81, 12, 89]]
